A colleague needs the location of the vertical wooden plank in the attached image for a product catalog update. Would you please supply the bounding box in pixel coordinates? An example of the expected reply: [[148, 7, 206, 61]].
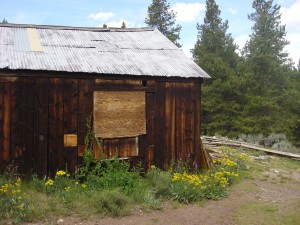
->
[[195, 82, 211, 169], [3, 83, 10, 162], [123, 138, 130, 157], [103, 139, 109, 158], [138, 135, 146, 158], [48, 78, 64, 174], [20, 78, 35, 173], [0, 83, 4, 164], [146, 92, 155, 145], [78, 79, 93, 159], [93, 139, 102, 159], [63, 79, 78, 174], [146, 92, 155, 169], [109, 139, 117, 158], [10, 79, 21, 161], [194, 82, 202, 168], [164, 82, 176, 168], [33, 78, 49, 175], [119, 138, 125, 157], [175, 82, 184, 162], [154, 82, 166, 169], [185, 83, 195, 160], [111, 139, 116, 158], [119, 138, 128, 157]]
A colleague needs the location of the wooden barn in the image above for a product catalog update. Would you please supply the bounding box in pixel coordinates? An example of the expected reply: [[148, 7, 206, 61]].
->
[[0, 23, 211, 175]]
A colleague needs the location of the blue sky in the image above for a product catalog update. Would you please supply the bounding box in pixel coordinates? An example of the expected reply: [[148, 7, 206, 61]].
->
[[1, 0, 299, 64]]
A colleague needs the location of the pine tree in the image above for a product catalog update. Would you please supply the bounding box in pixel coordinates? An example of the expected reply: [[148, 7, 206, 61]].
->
[[145, 0, 182, 47], [103, 24, 107, 28], [2, 18, 7, 23], [245, 0, 291, 89], [240, 0, 293, 136], [121, 21, 126, 28], [193, 0, 238, 72], [192, 0, 242, 137]]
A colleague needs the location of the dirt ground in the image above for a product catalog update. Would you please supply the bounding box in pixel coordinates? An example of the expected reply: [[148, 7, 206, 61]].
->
[[24, 158, 300, 225]]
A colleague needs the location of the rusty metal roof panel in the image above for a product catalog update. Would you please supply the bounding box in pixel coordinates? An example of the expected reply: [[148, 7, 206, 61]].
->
[[0, 24, 210, 78]]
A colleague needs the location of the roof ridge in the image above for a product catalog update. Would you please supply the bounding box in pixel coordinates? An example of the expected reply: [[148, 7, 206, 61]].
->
[[0, 23, 155, 32]]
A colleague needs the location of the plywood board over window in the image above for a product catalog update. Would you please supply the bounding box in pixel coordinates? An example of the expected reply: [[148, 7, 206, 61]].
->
[[94, 91, 146, 138]]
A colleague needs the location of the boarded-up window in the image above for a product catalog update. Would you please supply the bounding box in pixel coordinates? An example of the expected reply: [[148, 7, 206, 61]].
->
[[94, 91, 146, 138]]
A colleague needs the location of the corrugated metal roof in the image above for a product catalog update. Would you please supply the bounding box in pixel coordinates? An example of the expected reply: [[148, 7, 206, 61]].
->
[[0, 23, 210, 78], [27, 28, 43, 51], [14, 28, 31, 51]]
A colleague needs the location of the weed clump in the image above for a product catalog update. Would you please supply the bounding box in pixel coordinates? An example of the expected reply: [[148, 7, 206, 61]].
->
[[0, 177, 29, 222]]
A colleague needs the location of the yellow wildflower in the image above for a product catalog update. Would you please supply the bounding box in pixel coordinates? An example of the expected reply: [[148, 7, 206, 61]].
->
[[17, 204, 24, 211], [56, 170, 67, 176], [150, 165, 156, 169], [200, 185, 206, 190], [23, 193, 29, 199], [65, 186, 70, 192], [45, 179, 54, 186]]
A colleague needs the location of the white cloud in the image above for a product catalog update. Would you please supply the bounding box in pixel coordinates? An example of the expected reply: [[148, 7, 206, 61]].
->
[[281, 0, 300, 28], [235, 34, 249, 52], [285, 32, 300, 64], [281, 0, 300, 64], [89, 11, 115, 21], [277, 0, 287, 5], [172, 2, 205, 22], [228, 8, 237, 15]]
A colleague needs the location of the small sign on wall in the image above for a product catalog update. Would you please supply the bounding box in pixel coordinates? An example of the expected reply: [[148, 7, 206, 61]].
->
[[64, 134, 78, 147]]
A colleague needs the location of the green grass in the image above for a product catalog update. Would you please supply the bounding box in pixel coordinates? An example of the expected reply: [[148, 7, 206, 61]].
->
[[232, 200, 300, 225], [230, 148, 300, 225], [3, 146, 297, 224], [235, 181, 261, 194], [240, 149, 300, 182]]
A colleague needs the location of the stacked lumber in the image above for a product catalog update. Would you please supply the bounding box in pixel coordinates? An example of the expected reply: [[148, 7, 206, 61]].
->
[[202, 136, 300, 160]]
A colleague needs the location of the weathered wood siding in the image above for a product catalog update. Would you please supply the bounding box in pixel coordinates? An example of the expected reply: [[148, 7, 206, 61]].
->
[[0, 76, 93, 175], [94, 79, 206, 170], [0, 81, 11, 166], [153, 81, 203, 169], [0, 74, 209, 174]]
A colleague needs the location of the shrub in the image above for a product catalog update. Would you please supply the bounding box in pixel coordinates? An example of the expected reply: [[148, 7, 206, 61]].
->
[[170, 172, 206, 203], [238, 133, 294, 152], [142, 190, 163, 210], [146, 166, 171, 197], [0, 177, 29, 222], [28, 174, 45, 192], [170, 147, 249, 203], [77, 115, 141, 193], [92, 189, 131, 217], [83, 158, 141, 194]]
